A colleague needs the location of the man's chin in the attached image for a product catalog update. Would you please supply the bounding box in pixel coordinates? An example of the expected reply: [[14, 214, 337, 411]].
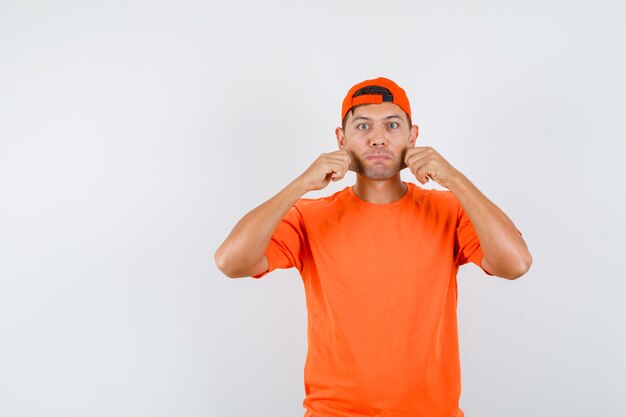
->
[[359, 166, 401, 180]]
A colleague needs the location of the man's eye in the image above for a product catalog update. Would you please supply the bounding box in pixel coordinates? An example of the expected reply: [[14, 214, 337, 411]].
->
[[357, 123, 369, 130], [388, 122, 399, 129]]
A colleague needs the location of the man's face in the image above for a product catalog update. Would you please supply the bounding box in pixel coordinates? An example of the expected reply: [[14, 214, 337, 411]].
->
[[336, 102, 419, 180]]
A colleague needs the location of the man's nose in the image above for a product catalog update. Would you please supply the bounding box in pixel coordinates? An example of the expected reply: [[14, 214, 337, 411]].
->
[[369, 125, 387, 146]]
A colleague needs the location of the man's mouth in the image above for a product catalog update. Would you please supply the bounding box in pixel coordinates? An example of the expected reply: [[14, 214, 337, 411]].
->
[[365, 154, 392, 160]]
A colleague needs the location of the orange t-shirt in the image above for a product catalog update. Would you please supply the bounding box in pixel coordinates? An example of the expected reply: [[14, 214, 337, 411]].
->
[[253, 182, 490, 417]]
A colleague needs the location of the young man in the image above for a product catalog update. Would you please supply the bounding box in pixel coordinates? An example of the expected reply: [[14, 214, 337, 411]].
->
[[215, 77, 532, 417]]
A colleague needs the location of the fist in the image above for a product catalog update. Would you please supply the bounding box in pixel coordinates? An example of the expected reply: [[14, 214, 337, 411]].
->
[[298, 150, 352, 191], [404, 147, 460, 188]]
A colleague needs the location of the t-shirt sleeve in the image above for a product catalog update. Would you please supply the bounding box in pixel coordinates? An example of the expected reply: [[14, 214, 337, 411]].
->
[[455, 203, 493, 276], [251, 205, 306, 279]]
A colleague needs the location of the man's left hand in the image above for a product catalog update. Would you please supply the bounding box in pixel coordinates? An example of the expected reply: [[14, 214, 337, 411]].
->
[[404, 147, 461, 189]]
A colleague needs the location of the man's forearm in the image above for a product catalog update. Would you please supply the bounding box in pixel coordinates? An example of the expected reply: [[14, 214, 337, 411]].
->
[[214, 178, 308, 277], [447, 173, 532, 279]]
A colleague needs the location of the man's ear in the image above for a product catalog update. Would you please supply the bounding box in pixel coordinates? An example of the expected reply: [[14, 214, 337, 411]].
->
[[335, 127, 346, 149], [409, 124, 419, 146]]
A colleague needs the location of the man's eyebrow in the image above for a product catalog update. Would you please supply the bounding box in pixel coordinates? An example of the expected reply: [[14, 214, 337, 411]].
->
[[352, 115, 404, 122]]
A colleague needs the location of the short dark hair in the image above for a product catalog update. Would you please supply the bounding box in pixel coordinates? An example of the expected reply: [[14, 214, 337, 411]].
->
[[341, 85, 412, 130]]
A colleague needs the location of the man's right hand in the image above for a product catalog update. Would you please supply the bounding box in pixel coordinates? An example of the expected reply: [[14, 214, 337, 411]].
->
[[215, 149, 351, 278], [296, 150, 352, 192]]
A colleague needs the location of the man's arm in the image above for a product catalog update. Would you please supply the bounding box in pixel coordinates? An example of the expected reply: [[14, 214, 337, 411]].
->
[[214, 150, 351, 278], [404, 147, 532, 280], [446, 173, 532, 279]]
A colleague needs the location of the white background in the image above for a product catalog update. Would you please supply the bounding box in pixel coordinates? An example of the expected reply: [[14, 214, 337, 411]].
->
[[1, 1, 625, 416]]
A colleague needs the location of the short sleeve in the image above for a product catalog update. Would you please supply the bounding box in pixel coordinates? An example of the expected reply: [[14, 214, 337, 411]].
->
[[251, 205, 306, 279], [455, 204, 493, 276]]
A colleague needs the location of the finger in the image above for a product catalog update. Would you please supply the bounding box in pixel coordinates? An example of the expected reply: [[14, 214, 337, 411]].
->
[[326, 153, 351, 175], [330, 167, 347, 181], [324, 155, 351, 169], [326, 162, 347, 180], [404, 147, 432, 166], [338, 149, 355, 172], [406, 154, 429, 177], [343, 152, 352, 172], [331, 154, 351, 174], [329, 167, 343, 177], [412, 165, 429, 184], [407, 156, 434, 184], [416, 164, 437, 184], [407, 156, 431, 173]]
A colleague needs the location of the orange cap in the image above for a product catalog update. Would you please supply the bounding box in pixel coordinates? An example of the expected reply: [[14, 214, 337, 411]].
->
[[341, 77, 412, 124]]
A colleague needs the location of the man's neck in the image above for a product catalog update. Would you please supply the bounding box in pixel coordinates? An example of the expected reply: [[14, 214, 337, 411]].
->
[[352, 174, 407, 204]]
